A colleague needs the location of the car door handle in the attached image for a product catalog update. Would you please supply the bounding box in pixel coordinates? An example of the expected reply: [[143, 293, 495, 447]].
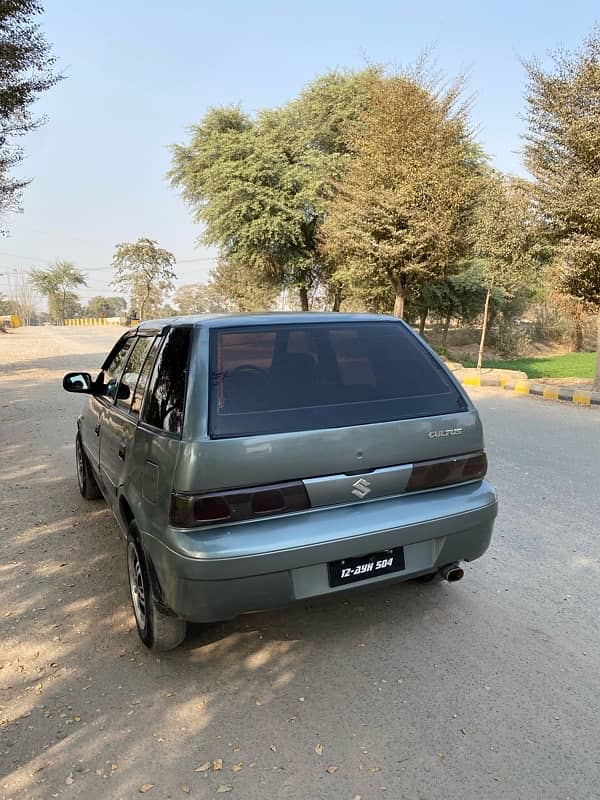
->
[[94, 423, 101, 436], [118, 444, 127, 461]]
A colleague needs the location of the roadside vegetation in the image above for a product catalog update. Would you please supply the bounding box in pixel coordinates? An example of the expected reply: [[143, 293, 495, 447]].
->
[[462, 353, 596, 380]]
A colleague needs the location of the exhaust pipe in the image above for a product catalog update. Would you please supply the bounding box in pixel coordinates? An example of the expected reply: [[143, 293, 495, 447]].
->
[[439, 563, 464, 583]]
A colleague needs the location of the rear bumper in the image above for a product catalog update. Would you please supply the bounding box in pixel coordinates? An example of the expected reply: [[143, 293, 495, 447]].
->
[[141, 480, 497, 622]]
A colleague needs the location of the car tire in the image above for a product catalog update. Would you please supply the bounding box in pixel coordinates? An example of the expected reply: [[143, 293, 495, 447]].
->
[[76, 434, 102, 500], [126, 523, 187, 651]]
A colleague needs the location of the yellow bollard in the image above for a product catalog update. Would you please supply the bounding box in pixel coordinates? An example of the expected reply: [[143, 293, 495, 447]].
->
[[572, 391, 592, 405]]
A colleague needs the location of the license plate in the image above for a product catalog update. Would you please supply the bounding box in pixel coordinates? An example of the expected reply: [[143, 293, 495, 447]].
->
[[328, 547, 405, 588]]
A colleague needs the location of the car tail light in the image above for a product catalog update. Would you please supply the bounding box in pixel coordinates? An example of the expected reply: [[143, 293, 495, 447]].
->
[[170, 481, 310, 528], [406, 452, 487, 492]]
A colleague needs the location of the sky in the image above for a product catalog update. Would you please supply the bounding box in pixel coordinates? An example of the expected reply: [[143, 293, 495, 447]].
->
[[0, 0, 597, 307]]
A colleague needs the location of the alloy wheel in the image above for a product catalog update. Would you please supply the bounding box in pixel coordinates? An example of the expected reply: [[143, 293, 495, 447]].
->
[[76, 438, 85, 492], [128, 543, 147, 630]]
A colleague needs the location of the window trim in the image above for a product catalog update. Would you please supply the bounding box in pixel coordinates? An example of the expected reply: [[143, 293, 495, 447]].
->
[[100, 330, 137, 370], [137, 334, 167, 423], [100, 333, 138, 408], [114, 334, 161, 419], [140, 326, 192, 438]]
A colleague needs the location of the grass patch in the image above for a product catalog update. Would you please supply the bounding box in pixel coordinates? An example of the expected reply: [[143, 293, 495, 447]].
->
[[460, 352, 596, 379]]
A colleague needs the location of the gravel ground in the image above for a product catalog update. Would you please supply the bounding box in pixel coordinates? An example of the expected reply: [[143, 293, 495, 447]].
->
[[1, 326, 600, 800]]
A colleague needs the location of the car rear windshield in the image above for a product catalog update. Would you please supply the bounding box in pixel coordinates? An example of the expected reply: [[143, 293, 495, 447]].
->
[[209, 322, 466, 438]]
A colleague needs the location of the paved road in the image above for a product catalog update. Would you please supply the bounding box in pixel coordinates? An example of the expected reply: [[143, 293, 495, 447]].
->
[[1, 326, 599, 800]]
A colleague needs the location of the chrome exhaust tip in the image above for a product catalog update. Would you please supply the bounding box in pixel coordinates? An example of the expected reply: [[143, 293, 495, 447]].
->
[[439, 563, 464, 582]]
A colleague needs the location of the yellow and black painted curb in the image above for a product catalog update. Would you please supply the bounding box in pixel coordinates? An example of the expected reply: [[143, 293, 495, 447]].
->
[[63, 317, 125, 326], [459, 373, 600, 407]]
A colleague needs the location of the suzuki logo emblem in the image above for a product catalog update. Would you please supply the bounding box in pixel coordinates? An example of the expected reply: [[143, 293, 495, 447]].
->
[[351, 478, 372, 499]]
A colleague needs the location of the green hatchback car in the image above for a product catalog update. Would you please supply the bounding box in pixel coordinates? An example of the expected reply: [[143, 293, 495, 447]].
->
[[63, 313, 497, 650]]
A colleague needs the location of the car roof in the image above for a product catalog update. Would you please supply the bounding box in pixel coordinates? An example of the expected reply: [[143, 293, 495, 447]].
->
[[135, 312, 400, 332]]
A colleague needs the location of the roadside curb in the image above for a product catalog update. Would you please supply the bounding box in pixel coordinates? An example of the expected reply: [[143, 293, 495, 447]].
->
[[456, 372, 600, 407]]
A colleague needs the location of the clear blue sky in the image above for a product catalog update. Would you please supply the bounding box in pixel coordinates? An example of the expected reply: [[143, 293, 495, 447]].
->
[[0, 0, 597, 304]]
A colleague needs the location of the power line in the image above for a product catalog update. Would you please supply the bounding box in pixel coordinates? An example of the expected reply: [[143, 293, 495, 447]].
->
[[6, 224, 109, 248], [0, 250, 52, 264], [0, 253, 216, 271], [6, 224, 220, 258]]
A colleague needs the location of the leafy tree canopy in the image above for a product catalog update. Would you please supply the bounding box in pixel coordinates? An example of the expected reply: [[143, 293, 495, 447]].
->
[[30, 259, 86, 323], [0, 1, 61, 220], [111, 238, 176, 321], [470, 173, 543, 365], [209, 258, 279, 312], [524, 26, 600, 386], [85, 295, 127, 318], [169, 71, 373, 310], [173, 282, 228, 315], [321, 65, 483, 318]]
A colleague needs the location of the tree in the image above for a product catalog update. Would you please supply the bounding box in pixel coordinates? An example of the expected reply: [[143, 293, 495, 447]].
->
[[169, 71, 372, 310], [173, 282, 228, 315], [30, 260, 86, 323], [277, 70, 374, 310], [111, 238, 176, 321], [209, 259, 279, 312], [156, 303, 177, 318], [4, 267, 37, 324], [321, 68, 481, 319], [174, 265, 278, 315], [85, 295, 126, 318], [524, 27, 600, 389], [471, 174, 541, 368], [0, 1, 61, 220]]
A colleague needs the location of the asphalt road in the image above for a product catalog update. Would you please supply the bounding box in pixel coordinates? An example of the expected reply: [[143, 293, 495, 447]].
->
[[1, 326, 599, 800]]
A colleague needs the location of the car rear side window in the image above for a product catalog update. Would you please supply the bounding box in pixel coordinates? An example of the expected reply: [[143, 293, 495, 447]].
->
[[130, 337, 161, 416], [143, 327, 191, 435], [102, 336, 136, 401], [209, 322, 466, 438], [116, 336, 155, 411]]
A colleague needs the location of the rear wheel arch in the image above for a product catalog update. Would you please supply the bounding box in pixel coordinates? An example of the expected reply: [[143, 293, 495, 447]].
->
[[75, 433, 101, 500], [122, 513, 164, 604], [125, 519, 186, 650], [119, 496, 135, 532]]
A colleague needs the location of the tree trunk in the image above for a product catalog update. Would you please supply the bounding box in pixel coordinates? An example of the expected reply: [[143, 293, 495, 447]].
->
[[418, 308, 428, 337], [61, 289, 66, 325], [442, 310, 452, 348], [299, 286, 309, 312], [331, 289, 342, 312], [571, 321, 583, 352], [477, 286, 493, 370], [140, 284, 151, 321], [393, 283, 406, 319], [594, 310, 600, 393]]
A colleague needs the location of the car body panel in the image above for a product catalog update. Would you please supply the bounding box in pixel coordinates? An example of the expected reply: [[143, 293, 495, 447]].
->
[[99, 404, 137, 498], [79, 395, 104, 470], [152, 478, 496, 567], [173, 411, 482, 494], [141, 480, 496, 621]]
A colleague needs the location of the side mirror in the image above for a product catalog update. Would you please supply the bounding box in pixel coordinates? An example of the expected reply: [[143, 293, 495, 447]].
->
[[63, 372, 94, 394]]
